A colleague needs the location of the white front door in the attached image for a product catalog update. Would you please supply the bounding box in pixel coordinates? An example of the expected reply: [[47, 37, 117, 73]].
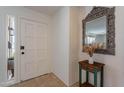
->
[[20, 18, 49, 81]]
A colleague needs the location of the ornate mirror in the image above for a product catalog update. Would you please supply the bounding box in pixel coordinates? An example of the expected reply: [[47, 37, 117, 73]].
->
[[82, 7, 115, 55]]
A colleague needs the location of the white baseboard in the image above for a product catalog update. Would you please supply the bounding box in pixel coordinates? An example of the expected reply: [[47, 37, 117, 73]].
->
[[0, 78, 20, 87]]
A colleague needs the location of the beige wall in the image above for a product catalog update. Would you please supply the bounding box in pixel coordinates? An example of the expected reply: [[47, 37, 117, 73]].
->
[[52, 6, 80, 86], [69, 7, 80, 86], [79, 6, 124, 87], [52, 7, 70, 86]]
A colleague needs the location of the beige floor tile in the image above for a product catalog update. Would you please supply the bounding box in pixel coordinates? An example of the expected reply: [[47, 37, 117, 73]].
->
[[12, 73, 76, 87]]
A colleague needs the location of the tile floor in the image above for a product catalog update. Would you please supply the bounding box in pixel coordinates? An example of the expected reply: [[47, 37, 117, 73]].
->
[[11, 73, 79, 87]]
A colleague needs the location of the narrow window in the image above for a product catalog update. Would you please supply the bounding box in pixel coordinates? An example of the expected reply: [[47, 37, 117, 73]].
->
[[7, 16, 15, 80]]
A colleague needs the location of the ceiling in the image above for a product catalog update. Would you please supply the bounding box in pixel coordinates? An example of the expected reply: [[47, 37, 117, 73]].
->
[[25, 6, 63, 15]]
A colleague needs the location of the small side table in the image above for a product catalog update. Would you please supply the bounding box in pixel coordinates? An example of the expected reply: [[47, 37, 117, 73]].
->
[[79, 60, 105, 87]]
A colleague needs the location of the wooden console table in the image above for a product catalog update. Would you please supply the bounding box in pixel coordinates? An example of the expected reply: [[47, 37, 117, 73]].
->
[[79, 60, 105, 87]]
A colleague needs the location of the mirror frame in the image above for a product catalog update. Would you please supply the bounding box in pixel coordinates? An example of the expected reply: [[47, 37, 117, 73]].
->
[[82, 7, 115, 55]]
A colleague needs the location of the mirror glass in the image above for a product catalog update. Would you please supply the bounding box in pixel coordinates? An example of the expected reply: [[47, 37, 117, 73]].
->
[[85, 16, 107, 49]]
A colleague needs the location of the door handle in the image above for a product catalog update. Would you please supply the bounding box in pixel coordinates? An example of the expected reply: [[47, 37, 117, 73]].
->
[[21, 52, 25, 54]]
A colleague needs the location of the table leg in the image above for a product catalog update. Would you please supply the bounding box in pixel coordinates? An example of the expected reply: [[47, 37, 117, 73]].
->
[[94, 69, 97, 87], [100, 67, 104, 87], [79, 64, 82, 87], [86, 70, 89, 82]]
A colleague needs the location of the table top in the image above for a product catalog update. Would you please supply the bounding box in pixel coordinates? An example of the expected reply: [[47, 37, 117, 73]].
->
[[79, 60, 105, 72]]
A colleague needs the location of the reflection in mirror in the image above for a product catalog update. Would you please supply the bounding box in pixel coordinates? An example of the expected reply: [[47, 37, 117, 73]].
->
[[85, 16, 106, 49], [7, 16, 15, 80]]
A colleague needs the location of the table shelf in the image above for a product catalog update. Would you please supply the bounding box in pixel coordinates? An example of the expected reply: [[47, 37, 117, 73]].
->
[[81, 82, 94, 87]]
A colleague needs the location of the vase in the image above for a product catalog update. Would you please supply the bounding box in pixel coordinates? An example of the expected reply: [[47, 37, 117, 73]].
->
[[89, 56, 94, 64]]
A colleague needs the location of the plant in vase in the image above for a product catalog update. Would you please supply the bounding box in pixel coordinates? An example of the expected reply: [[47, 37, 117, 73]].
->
[[84, 44, 97, 64]]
